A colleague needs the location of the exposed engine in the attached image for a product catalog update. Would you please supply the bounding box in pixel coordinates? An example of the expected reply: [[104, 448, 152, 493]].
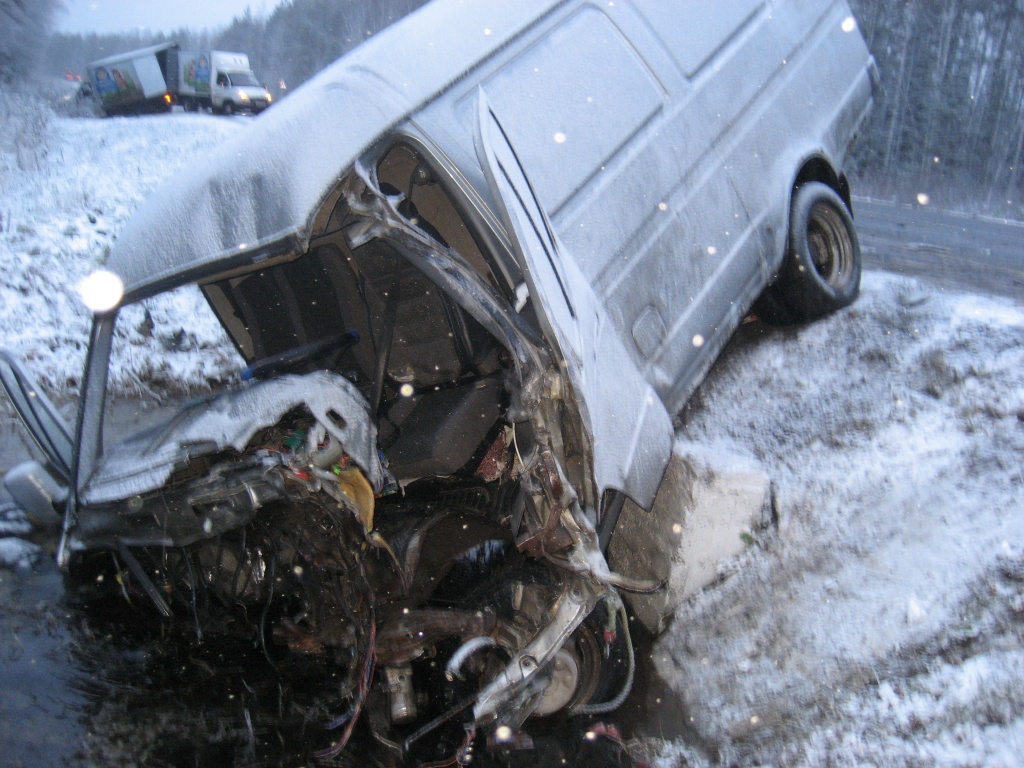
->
[[74, 406, 633, 763]]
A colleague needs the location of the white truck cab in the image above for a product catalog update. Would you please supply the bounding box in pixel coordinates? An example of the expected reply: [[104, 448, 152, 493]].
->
[[173, 49, 272, 114], [209, 51, 271, 115]]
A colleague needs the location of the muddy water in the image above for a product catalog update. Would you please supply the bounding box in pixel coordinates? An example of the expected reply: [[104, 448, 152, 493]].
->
[[1, 408, 86, 767], [0, 560, 83, 768], [1, 562, 648, 767], [0, 557, 378, 766]]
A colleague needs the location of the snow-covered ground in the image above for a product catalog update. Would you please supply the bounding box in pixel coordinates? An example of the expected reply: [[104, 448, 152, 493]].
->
[[648, 277, 1024, 766], [1, 92, 1022, 766], [0, 89, 241, 396]]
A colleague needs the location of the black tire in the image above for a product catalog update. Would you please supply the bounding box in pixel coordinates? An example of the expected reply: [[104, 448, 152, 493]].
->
[[763, 181, 861, 323], [221, 101, 234, 116], [751, 283, 795, 325]]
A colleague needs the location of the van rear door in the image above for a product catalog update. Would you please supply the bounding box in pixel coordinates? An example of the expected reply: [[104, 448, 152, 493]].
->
[[475, 92, 672, 511]]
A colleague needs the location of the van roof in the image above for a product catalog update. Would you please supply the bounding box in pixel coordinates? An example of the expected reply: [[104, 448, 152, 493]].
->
[[108, 0, 562, 301]]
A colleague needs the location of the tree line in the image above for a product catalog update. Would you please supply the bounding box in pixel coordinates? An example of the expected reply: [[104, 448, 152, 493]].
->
[[848, 0, 1024, 215], [15, 0, 1024, 218], [40, 0, 428, 101]]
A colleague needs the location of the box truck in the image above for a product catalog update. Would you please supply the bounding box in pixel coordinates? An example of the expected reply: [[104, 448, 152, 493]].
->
[[169, 49, 272, 115], [86, 44, 271, 116]]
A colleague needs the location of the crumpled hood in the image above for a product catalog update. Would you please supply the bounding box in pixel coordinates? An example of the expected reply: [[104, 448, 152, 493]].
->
[[106, 0, 561, 301], [81, 371, 380, 506]]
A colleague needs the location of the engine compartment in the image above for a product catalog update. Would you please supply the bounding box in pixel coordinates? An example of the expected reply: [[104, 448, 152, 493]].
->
[[72, 403, 631, 762]]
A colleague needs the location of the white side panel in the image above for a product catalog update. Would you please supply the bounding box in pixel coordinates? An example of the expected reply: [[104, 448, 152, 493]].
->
[[476, 91, 672, 510], [133, 54, 168, 98]]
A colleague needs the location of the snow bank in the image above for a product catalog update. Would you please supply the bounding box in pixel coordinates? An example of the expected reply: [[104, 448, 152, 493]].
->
[[0, 94, 243, 397], [647, 272, 1024, 766], [0, 537, 42, 570]]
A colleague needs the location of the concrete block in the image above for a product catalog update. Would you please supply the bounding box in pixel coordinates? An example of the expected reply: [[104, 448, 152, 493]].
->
[[607, 440, 771, 634]]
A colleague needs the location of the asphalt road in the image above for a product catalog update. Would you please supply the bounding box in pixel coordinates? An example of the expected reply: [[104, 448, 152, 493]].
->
[[855, 197, 1024, 299]]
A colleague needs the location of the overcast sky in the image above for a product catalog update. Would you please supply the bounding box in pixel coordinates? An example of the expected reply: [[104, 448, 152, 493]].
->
[[56, 0, 276, 35]]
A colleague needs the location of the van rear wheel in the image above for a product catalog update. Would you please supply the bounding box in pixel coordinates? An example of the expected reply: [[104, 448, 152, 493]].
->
[[758, 181, 861, 323]]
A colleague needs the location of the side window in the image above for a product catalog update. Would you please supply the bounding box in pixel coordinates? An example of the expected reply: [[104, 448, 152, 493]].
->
[[376, 144, 498, 290], [631, 0, 765, 76]]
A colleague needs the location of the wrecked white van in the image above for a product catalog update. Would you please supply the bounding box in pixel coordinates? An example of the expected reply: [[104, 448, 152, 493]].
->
[[1, 0, 875, 762]]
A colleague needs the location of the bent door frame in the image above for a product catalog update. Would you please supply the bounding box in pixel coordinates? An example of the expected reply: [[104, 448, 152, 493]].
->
[[474, 89, 672, 512]]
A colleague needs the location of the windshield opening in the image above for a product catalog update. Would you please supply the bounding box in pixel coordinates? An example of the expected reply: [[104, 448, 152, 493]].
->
[[227, 71, 260, 88], [101, 285, 242, 450], [203, 142, 510, 399], [94, 141, 519, 491]]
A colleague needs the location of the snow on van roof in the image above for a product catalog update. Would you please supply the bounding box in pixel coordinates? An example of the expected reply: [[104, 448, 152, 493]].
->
[[107, 0, 560, 300]]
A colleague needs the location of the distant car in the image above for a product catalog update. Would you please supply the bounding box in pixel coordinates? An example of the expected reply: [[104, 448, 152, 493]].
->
[[2, 0, 874, 762]]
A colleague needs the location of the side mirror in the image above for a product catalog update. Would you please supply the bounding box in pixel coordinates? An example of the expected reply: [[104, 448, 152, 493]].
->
[[4, 460, 67, 528]]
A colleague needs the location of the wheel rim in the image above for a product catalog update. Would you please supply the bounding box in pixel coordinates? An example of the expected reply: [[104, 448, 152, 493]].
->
[[806, 202, 854, 289]]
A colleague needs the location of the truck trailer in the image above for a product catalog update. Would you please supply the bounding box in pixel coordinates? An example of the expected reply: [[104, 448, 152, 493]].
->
[[86, 42, 179, 116]]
